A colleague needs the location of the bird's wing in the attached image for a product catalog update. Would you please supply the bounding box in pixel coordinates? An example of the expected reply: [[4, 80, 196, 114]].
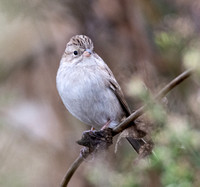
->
[[109, 79, 131, 117], [102, 65, 146, 154], [102, 65, 131, 117]]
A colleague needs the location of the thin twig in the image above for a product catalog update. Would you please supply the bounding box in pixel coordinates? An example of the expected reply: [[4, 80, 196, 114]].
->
[[60, 68, 193, 187], [113, 68, 193, 134], [60, 155, 84, 187]]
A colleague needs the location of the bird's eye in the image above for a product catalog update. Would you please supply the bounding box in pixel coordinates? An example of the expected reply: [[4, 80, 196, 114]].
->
[[73, 51, 78, 55]]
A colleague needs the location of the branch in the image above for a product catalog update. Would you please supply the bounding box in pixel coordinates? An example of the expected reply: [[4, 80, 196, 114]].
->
[[113, 68, 193, 134], [60, 68, 193, 187], [60, 155, 84, 187]]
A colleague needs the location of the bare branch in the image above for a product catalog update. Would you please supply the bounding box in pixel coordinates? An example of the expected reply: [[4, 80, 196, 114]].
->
[[60, 155, 84, 187], [60, 68, 193, 187], [113, 68, 193, 134]]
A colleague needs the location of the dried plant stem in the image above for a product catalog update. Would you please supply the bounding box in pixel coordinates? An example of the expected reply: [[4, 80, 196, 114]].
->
[[60, 68, 193, 187], [113, 68, 193, 134], [60, 155, 84, 187]]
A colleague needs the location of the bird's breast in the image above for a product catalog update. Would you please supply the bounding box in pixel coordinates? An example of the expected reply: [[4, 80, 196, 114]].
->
[[56, 64, 123, 128]]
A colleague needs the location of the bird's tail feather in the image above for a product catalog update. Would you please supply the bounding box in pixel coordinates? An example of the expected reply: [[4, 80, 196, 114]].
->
[[126, 137, 146, 154]]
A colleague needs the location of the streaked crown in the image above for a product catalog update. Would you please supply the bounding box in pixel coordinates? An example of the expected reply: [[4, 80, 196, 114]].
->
[[67, 35, 94, 50]]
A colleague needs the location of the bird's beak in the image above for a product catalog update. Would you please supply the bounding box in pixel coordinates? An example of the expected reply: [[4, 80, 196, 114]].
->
[[83, 49, 92, 57]]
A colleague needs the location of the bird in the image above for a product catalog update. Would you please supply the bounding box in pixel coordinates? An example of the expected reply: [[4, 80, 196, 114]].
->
[[56, 35, 145, 153]]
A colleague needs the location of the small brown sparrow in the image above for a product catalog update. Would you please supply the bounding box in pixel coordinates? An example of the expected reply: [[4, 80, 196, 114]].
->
[[56, 35, 145, 153]]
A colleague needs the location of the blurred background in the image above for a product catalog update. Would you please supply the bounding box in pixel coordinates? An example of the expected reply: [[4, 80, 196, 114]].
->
[[0, 0, 200, 186]]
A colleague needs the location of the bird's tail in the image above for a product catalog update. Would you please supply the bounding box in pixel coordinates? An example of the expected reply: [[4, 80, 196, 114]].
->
[[126, 137, 146, 154]]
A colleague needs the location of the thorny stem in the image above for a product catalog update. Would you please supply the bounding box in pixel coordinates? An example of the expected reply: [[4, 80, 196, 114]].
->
[[60, 68, 193, 187]]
